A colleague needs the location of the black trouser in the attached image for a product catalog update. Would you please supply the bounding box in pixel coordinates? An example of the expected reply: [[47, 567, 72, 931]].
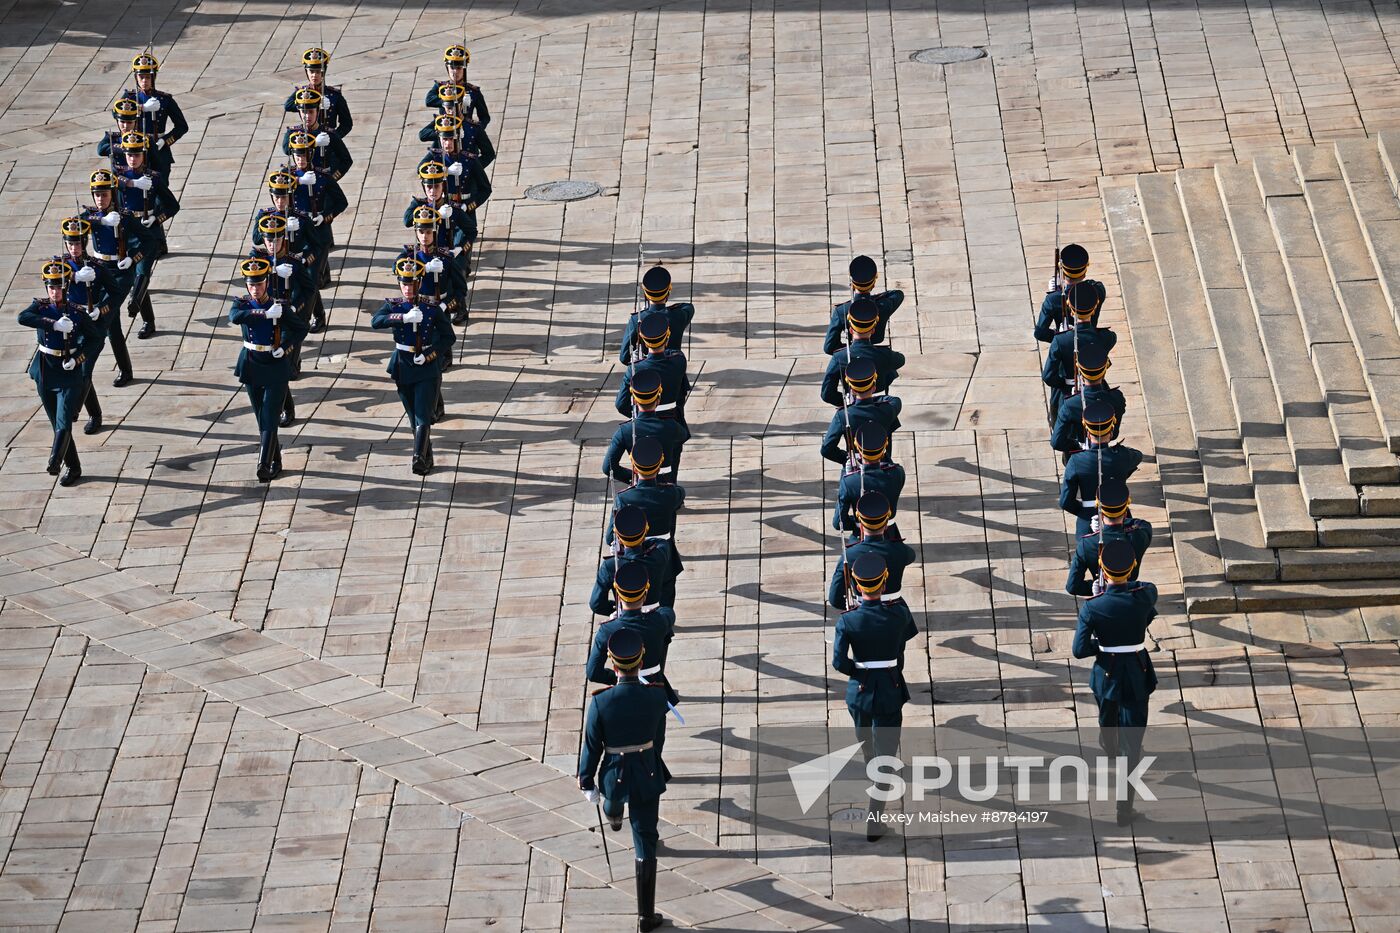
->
[[108, 314, 132, 375]]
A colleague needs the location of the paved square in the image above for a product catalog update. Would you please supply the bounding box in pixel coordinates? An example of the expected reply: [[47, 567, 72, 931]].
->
[[2, 1, 1400, 930]]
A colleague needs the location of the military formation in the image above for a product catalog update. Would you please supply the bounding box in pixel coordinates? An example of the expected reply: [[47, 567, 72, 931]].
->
[[580, 264, 694, 932], [1039, 243, 1158, 826], [16, 51, 184, 487]]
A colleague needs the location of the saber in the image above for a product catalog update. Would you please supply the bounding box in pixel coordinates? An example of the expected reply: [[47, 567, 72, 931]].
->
[[595, 801, 613, 880]]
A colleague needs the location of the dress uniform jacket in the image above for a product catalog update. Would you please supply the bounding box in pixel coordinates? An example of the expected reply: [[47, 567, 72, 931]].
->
[[590, 542, 677, 616], [1066, 519, 1154, 596], [821, 396, 902, 464], [1042, 323, 1117, 421], [828, 534, 918, 611], [823, 290, 904, 354], [602, 414, 688, 484], [1034, 279, 1105, 343], [615, 352, 690, 426], [1060, 444, 1144, 536], [230, 296, 309, 387], [283, 85, 353, 138], [1071, 582, 1159, 727], [833, 462, 905, 532], [282, 127, 353, 181], [832, 599, 918, 719], [1051, 382, 1127, 453], [820, 343, 906, 407], [619, 303, 695, 363]]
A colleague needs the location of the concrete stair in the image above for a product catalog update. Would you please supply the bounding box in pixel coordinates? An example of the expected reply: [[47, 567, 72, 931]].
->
[[1102, 134, 1400, 612]]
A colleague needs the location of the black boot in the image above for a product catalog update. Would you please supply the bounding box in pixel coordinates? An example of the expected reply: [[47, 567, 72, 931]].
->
[[433, 391, 446, 423], [269, 435, 283, 481], [309, 294, 326, 334], [82, 386, 103, 435], [59, 441, 82, 487], [136, 296, 155, 340], [412, 426, 432, 476], [279, 390, 295, 428], [319, 262, 331, 289], [46, 430, 71, 476], [635, 859, 664, 932], [256, 431, 274, 483], [109, 325, 133, 387], [452, 304, 468, 326]]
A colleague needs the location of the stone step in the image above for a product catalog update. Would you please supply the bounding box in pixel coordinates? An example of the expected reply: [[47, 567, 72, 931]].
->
[[1197, 437, 1278, 582], [1232, 578, 1400, 612], [1174, 168, 1317, 545], [1378, 131, 1400, 200], [1277, 545, 1400, 582], [1298, 145, 1400, 452], [1317, 517, 1400, 547], [1217, 162, 1375, 504], [1336, 137, 1400, 332]]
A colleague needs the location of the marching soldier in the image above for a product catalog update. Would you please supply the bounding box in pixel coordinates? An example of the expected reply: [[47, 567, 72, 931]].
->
[[230, 258, 308, 482], [820, 359, 902, 464], [824, 255, 903, 354], [1060, 400, 1143, 537], [253, 169, 325, 332], [397, 206, 468, 326], [56, 220, 118, 434], [833, 424, 904, 532], [371, 259, 456, 476], [585, 565, 679, 720], [828, 491, 917, 611], [287, 135, 349, 268], [578, 628, 670, 933], [249, 214, 315, 427], [115, 131, 179, 339], [79, 169, 145, 386], [421, 115, 489, 274], [283, 48, 352, 139], [831, 552, 918, 840], [1071, 539, 1158, 825], [820, 298, 906, 407], [602, 371, 689, 484], [1035, 243, 1104, 343], [97, 97, 142, 171], [124, 52, 187, 176], [619, 266, 694, 363], [404, 161, 476, 292], [590, 506, 677, 616], [284, 89, 353, 182], [19, 260, 105, 486], [1050, 342, 1126, 455], [606, 437, 685, 580], [615, 315, 690, 430], [1066, 479, 1153, 597], [428, 46, 494, 166], [416, 83, 493, 170], [1042, 281, 1116, 426]]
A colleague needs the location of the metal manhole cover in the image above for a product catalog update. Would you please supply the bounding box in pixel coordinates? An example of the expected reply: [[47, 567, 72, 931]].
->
[[911, 46, 986, 65], [525, 180, 601, 202]]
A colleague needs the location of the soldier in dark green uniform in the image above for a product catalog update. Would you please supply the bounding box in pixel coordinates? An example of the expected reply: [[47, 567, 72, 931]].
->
[[602, 370, 688, 484], [1050, 341, 1126, 456], [615, 315, 690, 430], [115, 131, 179, 340], [254, 170, 325, 333], [249, 214, 316, 428], [820, 358, 902, 464], [371, 258, 456, 476], [585, 564, 680, 741], [229, 258, 309, 482], [1066, 479, 1153, 597], [56, 218, 118, 435], [97, 97, 141, 172], [19, 260, 105, 486], [1043, 281, 1116, 426], [78, 169, 146, 387], [1035, 243, 1104, 343], [833, 424, 905, 532], [1071, 539, 1158, 825], [619, 266, 694, 363], [1060, 400, 1143, 537], [426, 46, 494, 166], [283, 88, 353, 182], [578, 629, 670, 932], [590, 506, 677, 615], [829, 491, 917, 611], [283, 48, 352, 140], [606, 437, 685, 580], [832, 553, 918, 840], [820, 298, 906, 407], [123, 52, 187, 177], [824, 255, 903, 354], [396, 206, 468, 326]]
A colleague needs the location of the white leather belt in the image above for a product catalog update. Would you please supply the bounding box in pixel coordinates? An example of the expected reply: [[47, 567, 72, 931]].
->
[[880, 592, 904, 602], [90, 250, 120, 262], [395, 343, 422, 353], [639, 665, 661, 677], [36, 345, 67, 357], [1100, 643, 1145, 654], [854, 660, 897, 669], [604, 741, 653, 755], [243, 342, 274, 352], [646, 533, 671, 542], [609, 603, 661, 620], [654, 402, 676, 411], [1080, 499, 1096, 509]]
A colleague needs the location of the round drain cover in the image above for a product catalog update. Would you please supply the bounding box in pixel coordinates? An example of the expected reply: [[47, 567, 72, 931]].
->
[[524, 180, 602, 202], [910, 46, 986, 65]]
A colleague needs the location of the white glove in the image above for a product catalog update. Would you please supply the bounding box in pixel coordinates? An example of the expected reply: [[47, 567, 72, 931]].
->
[[1047, 276, 1058, 293], [140, 215, 156, 227], [62, 357, 77, 371], [53, 316, 75, 334], [275, 263, 294, 280], [285, 216, 300, 232], [320, 97, 330, 112], [311, 213, 324, 226], [299, 171, 318, 187], [88, 307, 102, 321], [437, 204, 453, 220], [74, 266, 96, 284], [1090, 515, 1101, 534], [117, 256, 133, 270], [265, 303, 284, 321], [424, 257, 444, 274], [315, 132, 331, 147], [413, 352, 426, 366], [451, 246, 463, 257], [1091, 577, 1105, 597], [101, 211, 122, 228], [143, 97, 161, 113], [271, 346, 285, 359], [447, 162, 463, 177], [439, 302, 449, 313], [155, 136, 166, 150], [402, 307, 423, 324], [582, 789, 599, 805], [133, 176, 153, 191]]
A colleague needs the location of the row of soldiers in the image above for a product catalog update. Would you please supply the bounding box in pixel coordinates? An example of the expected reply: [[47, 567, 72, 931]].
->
[[229, 44, 493, 481], [577, 265, 694, 932], [1038, 243, 1158, 826], [17, 51, 185, 486]]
